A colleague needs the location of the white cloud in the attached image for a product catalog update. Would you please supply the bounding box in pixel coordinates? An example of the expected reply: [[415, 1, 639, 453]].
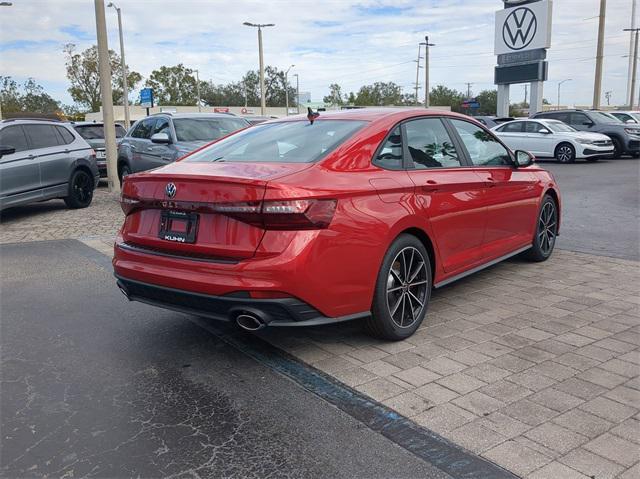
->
[[0, 0, 634, 108]]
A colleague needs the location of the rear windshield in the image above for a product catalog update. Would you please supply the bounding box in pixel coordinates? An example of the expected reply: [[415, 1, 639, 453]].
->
[[75, 124, 126, 139], [184, 120, 366, 164], [173, 118, 249, 142]]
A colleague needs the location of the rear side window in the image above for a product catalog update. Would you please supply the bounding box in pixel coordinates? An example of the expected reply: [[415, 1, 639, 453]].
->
[[0, 125, 29, 153], [499, 122, 524, 133], [23, 125, 60, 149], [184, 120, 366, 164], [375, 126, 403, 169], [405, 118, 461, 169], [55, 126, 75, 145], [450, 119, 511, 166]]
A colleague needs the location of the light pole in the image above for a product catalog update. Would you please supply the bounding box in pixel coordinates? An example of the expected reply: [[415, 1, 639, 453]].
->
[[194, 69, 201, 112], [284, 64, 294, 116], [592, 0, 606, 109], [0, 2, 10, 120], [94, 0, 119, 194], [243, 22, 275, 116], [293, 73, 300, 114], [557, 79, 572, 110], [107, 2, 130, 129], [625, 28, 640, 109], [424, 36, 435, 108]]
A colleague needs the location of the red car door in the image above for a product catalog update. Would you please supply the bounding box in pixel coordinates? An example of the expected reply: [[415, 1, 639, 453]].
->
[[448, 119, 540, 260], [403, 117, 488, 274]]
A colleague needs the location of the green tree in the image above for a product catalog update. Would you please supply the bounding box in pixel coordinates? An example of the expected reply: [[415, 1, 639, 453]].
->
[[429, 85, 465, 112], [475, 89, 498, 116], [64, 43, 142, 112], [145, 64, 198, 106], [353, 81, 403, 106], [323, 83, 345, 106], [0, 76, 61, 115]]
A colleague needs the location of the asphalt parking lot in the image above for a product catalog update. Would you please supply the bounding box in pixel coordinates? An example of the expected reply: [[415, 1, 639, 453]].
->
[[1, 158, 639, 478]]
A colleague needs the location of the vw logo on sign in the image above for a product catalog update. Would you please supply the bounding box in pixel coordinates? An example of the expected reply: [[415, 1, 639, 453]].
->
[[165, 182, 177, 198], [503, 7, 537, 51]]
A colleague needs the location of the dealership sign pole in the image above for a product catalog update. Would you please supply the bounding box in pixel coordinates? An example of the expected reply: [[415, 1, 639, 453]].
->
[[495, 0, 553, 117]]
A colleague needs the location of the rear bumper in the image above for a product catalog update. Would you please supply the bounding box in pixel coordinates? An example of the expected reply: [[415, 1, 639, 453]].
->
[[115, 274, 368, 327]]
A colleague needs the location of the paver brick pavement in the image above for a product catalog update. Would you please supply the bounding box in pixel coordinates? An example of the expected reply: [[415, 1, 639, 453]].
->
[[3, 186, 639, 478]]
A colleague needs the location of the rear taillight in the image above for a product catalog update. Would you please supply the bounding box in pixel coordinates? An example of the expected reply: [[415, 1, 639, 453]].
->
[[120, 195, 141, 215], [214, 199, 337, 230], [118, 196, 337, 230]]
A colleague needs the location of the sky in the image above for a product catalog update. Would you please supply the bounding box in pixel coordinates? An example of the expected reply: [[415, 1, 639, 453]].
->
[[0, 0, 633, 109]]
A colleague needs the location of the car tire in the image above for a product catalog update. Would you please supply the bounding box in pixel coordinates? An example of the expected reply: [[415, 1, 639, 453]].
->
[[554, 143, 575, 163], [524, 194, 558, 262], [118, 163, 131, 185], [64, 169, 94, 209], [611, 138, 623, 159], [365, 234, 432, 341]]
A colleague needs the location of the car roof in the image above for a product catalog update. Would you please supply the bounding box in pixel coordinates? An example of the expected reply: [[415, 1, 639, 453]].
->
[[267, 108, 475, 124], [0, 118, 64, 125]]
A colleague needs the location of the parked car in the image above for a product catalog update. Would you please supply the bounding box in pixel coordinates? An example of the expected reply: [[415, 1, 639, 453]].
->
[[117, 113, 250, 181], [473, 116, 515, 128], [492, 118, 613, 163], [114, 109, 560, 340], [0, 118, 99, 211], [532, 109, 640, 158], [71, 121, 127, 178], [609, 111, 640, 124]]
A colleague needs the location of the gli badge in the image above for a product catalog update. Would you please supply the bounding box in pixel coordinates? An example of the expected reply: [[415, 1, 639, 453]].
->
[[165, 182, 177, 198]]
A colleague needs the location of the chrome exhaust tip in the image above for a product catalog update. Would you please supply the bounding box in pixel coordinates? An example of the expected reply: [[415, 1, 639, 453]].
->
[[236, 313, 266, 331]]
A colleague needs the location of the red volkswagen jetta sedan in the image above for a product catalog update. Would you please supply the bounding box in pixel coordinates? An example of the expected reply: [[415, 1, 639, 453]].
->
[[114, 109, 560, 340]]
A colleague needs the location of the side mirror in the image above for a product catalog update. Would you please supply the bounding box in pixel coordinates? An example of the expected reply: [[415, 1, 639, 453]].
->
[[150, 132, 171, 144], [583, 121, 594, 127], [539, 128, 552, 134], [626, 119, 637, 124], [0, 145, 16, 158], [514, 150, 535, 167]]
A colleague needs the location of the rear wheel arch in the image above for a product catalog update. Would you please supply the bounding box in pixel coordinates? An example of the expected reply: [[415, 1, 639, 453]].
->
[[394, 227, 437, 281]]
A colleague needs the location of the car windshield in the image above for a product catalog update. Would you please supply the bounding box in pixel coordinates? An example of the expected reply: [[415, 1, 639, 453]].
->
[[75, 124, 126, 139], [546, 122, 577, 133], [173, 118, 249, 142], [184, 120, 367, 164]]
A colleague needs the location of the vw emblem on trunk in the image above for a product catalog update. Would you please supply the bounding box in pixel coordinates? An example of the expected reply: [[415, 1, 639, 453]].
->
[[503, 7, 537, 51], [165, 182, 177, 198]]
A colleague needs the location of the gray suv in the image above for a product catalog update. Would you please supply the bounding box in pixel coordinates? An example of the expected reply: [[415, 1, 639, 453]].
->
[[117, 113, 249, 181], [532, 109, 640, 158], [0, 119, 99, 211]]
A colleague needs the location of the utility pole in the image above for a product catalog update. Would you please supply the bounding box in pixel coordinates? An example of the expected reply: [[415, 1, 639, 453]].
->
[[94, 0, 119, 194], [284, 64, 294, 116], [593, 0, 607, 109], [524, 84, 528, 105], [107, 3, 130, 129], [626, 28, 640, 108], [627, 0, 637, 105], [243, 22, 275, 116], [604, 91, 612, 105], [293, 73, 300, 114], [424, 36, 434, 108], [194, 69, 201, 112], [465, 83, 473, 99], [414, 43, 424, 106]]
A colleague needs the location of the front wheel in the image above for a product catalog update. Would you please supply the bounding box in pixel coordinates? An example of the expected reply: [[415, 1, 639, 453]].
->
[[611, 138, 623, 159], [365, 235, 432, 341], [524, 195, 558, 262], [64, 169, 94, 209], [555, 143, 575, 163], [118, 163, 131, 185]]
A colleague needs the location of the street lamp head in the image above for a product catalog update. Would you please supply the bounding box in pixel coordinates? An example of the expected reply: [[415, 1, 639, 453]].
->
[[0, 1, 13, 5], [243, 21, 256, 27]]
